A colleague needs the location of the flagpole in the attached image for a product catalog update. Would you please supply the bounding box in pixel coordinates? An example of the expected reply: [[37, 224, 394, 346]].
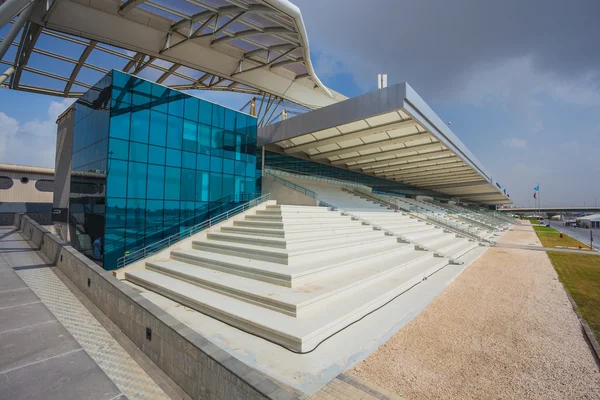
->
[[538, 182, 540, 220]]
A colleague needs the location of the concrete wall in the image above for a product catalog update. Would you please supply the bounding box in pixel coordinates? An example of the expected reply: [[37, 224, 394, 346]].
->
[[13, 214, 305, 400], [263, 177, 318, 207]]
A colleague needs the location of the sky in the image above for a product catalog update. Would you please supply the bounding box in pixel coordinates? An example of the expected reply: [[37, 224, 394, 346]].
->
[[1, 0, 599, 207]]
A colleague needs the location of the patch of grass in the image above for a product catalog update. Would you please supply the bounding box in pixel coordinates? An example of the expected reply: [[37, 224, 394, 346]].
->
[[533, 225, 556, 233], [547, 252, 600, 343], [535, 230, 592, 249], [529, 218, 540, 225]]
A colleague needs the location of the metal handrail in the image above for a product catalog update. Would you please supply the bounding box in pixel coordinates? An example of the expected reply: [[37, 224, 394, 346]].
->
[[116, 193, 271, 269], [265, 167, 372, 192], [264, 171, 318, 198], [361, 189, 489, 242]]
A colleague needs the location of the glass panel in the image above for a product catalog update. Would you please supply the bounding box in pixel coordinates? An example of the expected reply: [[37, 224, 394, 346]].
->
[[195, 201, 208, 224], [146, 200, 164, 243], [236, 113, 247, 135], [110, 112, 130, 140], [105, 197, 126, 228], [223, 158, 234, 175], [182, 151, 196, 169], [132, 79, 152, 107], [224, 108, 236, 131], [210, 157, 222, 173], [168, 92, 184, 117], [211, 126, 223, 157], [165, 167, 181, 200], [223, 131, 235, 159], [167, 116, 183, 149], [147, 165, 165, 199], [235, 160, 245, 176], [209, 173, 222, 201], [197, 124, 211, 155], [182, 120, 197, 152], [166, 148, 182, 167], [104, 228, 125, 271], [148, 145, 166, 165], [130, 109, 150, 143], [212, 105, 225, 128], [180, 169, 196, 201], [245, 162, 255, 177], [129, 142, 148, 163], [195, 171, 209, 202], [107, 160, 127, 198], [127, 162, 147, 199], [180, 201, 195, 226], [109, 138, 129, 160], [151, 85, 168, 113], [184, 97, 199, 121], [149, 111, 167, 146], [222, 174, 234, 197], [197, 154, 209, 171], [163, 200, 180, 234], [126, 198, 146, 229], [199, 100, 212, 125]]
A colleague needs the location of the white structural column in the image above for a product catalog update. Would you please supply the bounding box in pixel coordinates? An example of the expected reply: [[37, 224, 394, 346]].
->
[[0, 0, 34, 29], [0, 0, 35, 61]]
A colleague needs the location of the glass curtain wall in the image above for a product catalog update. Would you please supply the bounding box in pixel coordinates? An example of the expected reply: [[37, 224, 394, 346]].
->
[[69, 70, 257, 270]]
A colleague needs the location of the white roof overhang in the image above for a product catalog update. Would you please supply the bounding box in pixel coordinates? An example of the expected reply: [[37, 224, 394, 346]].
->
[[259, 82, 512, 205], [1, 0, 345, 108]]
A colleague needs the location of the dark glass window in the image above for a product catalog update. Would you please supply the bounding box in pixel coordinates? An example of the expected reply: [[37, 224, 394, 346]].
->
[[35, 179, 54, 192], [197, 154, 209, 171], [0, 176, 13, 190]]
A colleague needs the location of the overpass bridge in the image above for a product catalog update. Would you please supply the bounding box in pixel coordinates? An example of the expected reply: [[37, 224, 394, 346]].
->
[[498, 207, 600, 214]]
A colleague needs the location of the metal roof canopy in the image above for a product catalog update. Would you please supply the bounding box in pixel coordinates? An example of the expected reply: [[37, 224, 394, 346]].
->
[[259, 82, 512, 205], [0, 0, 346, 108]]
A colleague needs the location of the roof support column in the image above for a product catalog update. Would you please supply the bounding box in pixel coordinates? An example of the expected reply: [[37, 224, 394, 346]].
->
[[0, 66, 15, 84], [0, 0, 34, 60], [0, 0, 33, 29]]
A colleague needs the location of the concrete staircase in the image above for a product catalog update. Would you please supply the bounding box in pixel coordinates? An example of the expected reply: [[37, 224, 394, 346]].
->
[[125, 203, 449, 352], [279, 175, 480, 260]]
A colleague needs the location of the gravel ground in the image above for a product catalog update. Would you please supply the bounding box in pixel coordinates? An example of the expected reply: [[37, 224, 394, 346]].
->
[[350, 223, 600, 399], [496, 220, 543, 247]]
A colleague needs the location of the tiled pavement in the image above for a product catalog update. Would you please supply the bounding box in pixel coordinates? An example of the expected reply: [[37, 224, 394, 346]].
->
[[0, 227, 174, 400], [1, 225, 400, 400]]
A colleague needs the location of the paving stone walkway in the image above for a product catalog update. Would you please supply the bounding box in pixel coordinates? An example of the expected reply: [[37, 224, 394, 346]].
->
[[0, 227, 176, 400]]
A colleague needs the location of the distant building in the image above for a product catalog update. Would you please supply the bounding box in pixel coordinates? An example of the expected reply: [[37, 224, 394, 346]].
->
[[576, 214, 600, 228], [0, 163, 54, 225]]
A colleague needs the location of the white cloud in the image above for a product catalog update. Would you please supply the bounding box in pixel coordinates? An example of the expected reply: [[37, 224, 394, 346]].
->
[[503, 137, 527, 148], [0, 99, 74, 168]]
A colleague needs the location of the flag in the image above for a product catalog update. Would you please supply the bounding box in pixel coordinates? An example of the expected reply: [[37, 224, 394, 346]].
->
[[533, 192, 537, 199], [534, 185, 539, 191]]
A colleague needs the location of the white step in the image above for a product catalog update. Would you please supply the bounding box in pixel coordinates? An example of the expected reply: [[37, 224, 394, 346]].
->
[[206, 229, 384, 250], [170, 240, 411, 287], [142, 248, 434, 318], [192, 234, 398, 265], [220, 224, 372, 238], [125, 255, 449, 352], [438, 240, 479, 259], [233, 219, 362, 229]]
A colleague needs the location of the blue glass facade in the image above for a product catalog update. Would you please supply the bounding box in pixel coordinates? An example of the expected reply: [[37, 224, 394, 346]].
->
[[69, 71, 257, 269]]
